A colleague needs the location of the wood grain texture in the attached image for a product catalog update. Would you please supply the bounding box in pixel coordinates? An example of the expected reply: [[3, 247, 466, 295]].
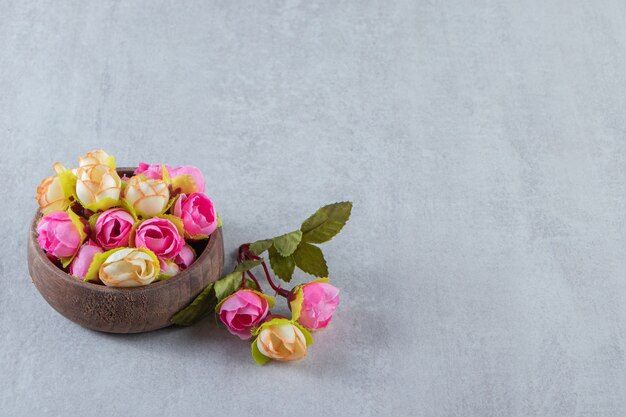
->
[[27, 168, 224, 333]]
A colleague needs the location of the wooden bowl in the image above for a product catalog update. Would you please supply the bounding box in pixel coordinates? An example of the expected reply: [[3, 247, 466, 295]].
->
[[27, 167, 224, 334]]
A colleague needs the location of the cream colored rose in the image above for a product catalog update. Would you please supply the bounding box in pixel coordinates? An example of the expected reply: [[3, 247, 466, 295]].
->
[[124, 176, 170, 217], [75, 164, 121, 210], [99, 248, 159, 287], [256, 320, 308, 362], [36, 175, 70, 214], [78, 149, 115, 168]]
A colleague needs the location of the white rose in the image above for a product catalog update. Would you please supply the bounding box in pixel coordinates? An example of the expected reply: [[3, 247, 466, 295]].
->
[[99, 248, 160, 287], [75, 164, 121, 210], [124, 176, 170, 217]]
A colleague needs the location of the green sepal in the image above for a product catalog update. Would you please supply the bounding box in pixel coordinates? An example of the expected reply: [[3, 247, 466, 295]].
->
[[289, 278, 329, 322], [56, 168, 78, 202], [153, 214, 185, 236], [290, 286, 304, 322], [83, 247, 127, 282], [171, 174, 198, 194], [87, 212, 101, 235], [119, 199, 139, 221], [105, 154, 116, 169], [294, 321, 313, 346], [268, 246, 295, 282], [217, 214, 222, 228], [300, 201, 352, 244], [165, 193, 179, 212], [249, 239, 272, 256], [161, 165, 171, 185], [251, 338, 270, 365], [59, 209, 89, 268], [156, 260, 178, 282], [272, 230, 302, 257], [293, 243, 328, 278], [83, 197, 121, 213], [187, 233, 209, 241], [251, 317, 313, 347]]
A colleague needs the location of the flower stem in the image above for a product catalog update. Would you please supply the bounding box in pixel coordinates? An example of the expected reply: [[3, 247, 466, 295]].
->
[[245, 271, 262, 292], [260, 260, 290, 298], [238, 243, 290, 298]]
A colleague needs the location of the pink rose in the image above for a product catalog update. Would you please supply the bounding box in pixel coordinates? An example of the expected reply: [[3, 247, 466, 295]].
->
[[175, 244, 196, 269], [94, 208, 135, 250], [134, 164, 204, 193], [69, 240, 103, 278], [36, 211, 83, 258], [134, 163, 172, 180], [170, 165, 205, 193], [173, 193, 218, 239], [218, 290, 270, 339], [134, 217, 184, 260], [293, 282, 340, 330]]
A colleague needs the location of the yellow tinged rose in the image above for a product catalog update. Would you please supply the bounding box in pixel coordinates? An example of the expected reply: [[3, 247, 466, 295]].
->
[[78, 149, 115, 169], [255, 320, 308, 362], [123, 176, 170, 218], [98, 247, 160, 287], [36, 175, 70, 214], [75, 164, 122, 210]]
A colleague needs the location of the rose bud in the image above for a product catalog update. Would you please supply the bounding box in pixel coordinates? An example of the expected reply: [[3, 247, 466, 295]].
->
[[123, 176, 170, 218], [94, 208, 135, 250], [78, 149, 115, 168], [36, 211, 86, 259], [251, 318, 313, 364], [98, 247, 160, 287], [134, 163, 172, 180], [75, 164, 122, 211], [217, 290, 274, 340], [173, 193, 218, 239], [175, 244, 196, 269], [36, 175, 71, 215], [170, 165, 205, 194], [69, 240, 103, 278], [289, 279, 340, 331], [134, 217, 184, 260], [158, 258, 180, 280], [134, 164, 205, 194]]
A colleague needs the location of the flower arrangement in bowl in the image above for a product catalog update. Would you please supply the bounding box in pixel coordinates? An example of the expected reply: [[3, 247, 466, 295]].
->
[[28, 150, 224, 333], [29, 150, 353, 364]]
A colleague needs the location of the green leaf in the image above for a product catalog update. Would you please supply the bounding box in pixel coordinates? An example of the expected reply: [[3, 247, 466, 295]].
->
[[268, 246, 295, 282], [300, 201, 352, 244], [83, 247, 127, 281], [251, 339, 270, 365], [293, 321, 314, 346], [249, 239, 272, 256], [272, 230, 302, 257], [172, 269, 253, 326], [213, 271, 247, 303], [170, 282, 217, 326], [293, 243, 328, 277], [233, 260, 262, 273]]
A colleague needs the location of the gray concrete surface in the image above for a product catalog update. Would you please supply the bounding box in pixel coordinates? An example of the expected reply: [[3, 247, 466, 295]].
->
[[2, 1, 626, 416]]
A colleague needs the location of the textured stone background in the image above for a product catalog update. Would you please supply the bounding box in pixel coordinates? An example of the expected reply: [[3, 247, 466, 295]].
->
[[2, 1, 626, 416]]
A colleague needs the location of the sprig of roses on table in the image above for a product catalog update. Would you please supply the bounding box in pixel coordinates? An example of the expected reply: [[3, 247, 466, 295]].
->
[[35, 150, 352, 365]]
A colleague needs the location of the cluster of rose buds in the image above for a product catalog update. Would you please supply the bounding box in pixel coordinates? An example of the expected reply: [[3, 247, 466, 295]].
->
[[216, 246, 340, 364], [35, 150, 218, 287]]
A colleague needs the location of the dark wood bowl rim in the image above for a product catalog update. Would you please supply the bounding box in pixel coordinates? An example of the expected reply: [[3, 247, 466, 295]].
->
[[30, 166, 218, 295]]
